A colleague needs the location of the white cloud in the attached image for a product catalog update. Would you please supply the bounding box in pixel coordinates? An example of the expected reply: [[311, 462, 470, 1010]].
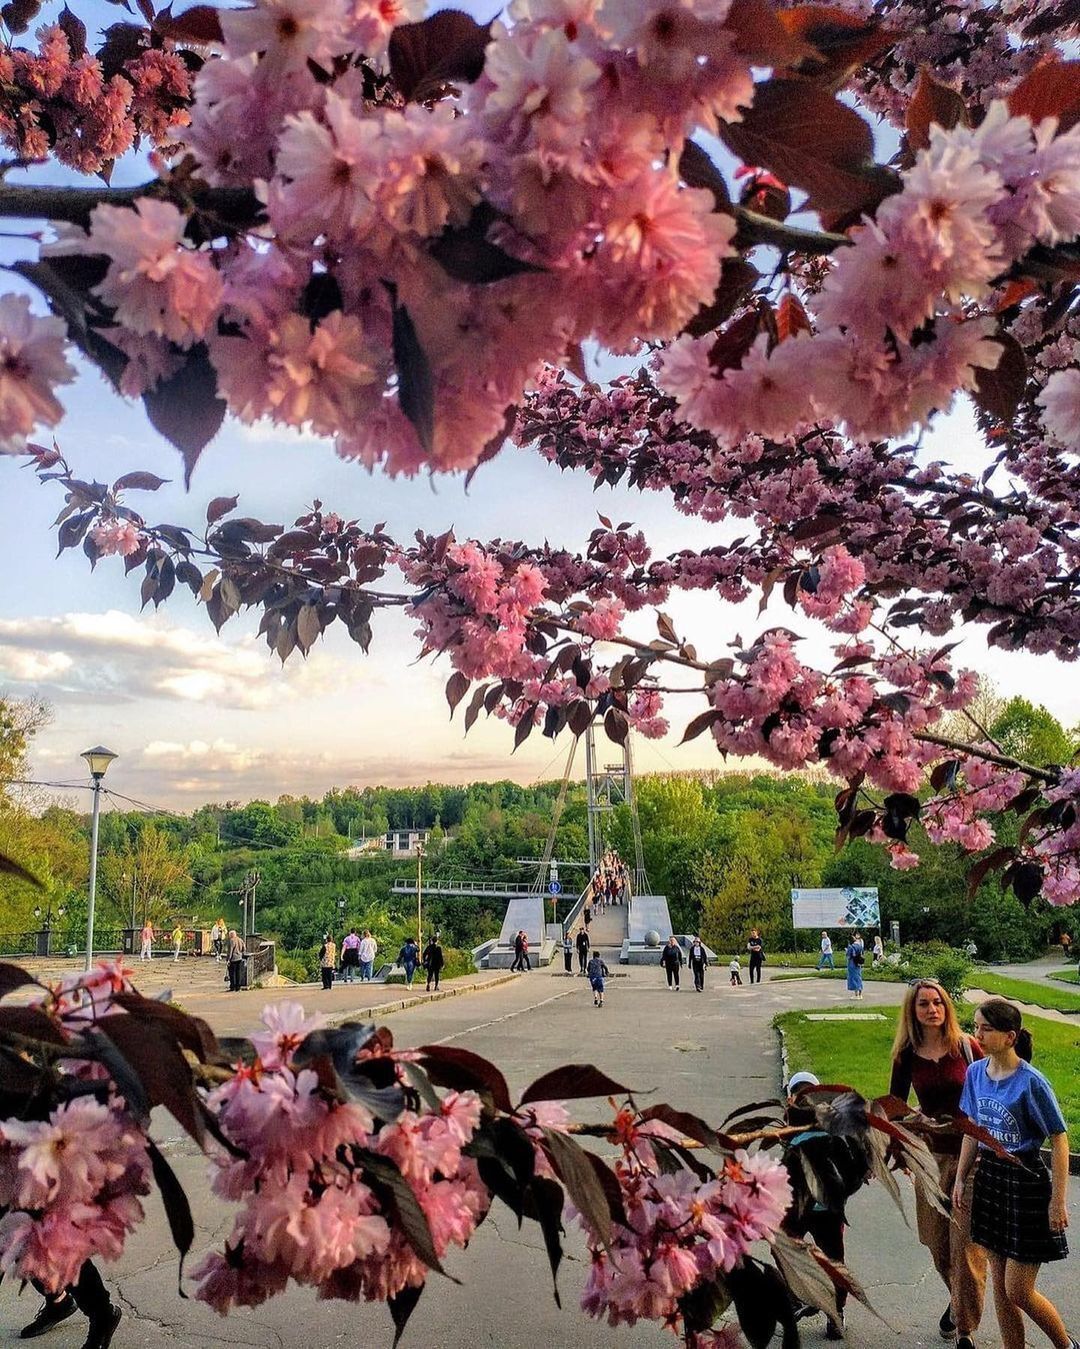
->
[[0, 610, 354, 710]]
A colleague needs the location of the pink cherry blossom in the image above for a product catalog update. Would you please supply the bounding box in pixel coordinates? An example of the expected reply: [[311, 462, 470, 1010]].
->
[[0, 295, 75, 455]]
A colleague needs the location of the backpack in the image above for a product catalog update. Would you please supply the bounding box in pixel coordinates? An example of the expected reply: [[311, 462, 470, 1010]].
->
[[852, 947, 864, 966]]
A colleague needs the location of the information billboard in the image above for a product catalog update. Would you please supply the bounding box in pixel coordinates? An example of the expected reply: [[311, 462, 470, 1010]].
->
[[791, 886, 880, 930]]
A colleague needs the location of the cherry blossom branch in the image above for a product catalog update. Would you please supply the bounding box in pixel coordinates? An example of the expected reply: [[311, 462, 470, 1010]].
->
[[914, 731, 1057, 784], [0, 180, 259, 228]]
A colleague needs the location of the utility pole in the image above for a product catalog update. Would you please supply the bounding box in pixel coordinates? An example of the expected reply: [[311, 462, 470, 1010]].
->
[[416, 842, 424, 944], [247, 869, 260, 940]]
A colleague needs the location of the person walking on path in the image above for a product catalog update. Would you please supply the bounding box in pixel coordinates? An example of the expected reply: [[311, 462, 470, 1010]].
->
[[747, 929, 764, 984], [661, 936, 683, 991], [846, 932, 865, 999], [954, 999, 1079, 1349], [20, 1262, 123, 1349], [587, 952, 610, 1007], [358, 929, 378, 981], [688, 935, 708, 991], [729, 956, 742, 986], [576, 926, 590, 975], [817, 931, 834, 969], [211, 917, 226, 961], [563, 934, 573, 973], [140, 920, 154, 961], [424, 934, 444, 992], [872, 932, 885, 967], [398, 936, 419, 987], [341, 928, 361, 982], [227, 929, 245, 992], [171, 924, 184, 962], [890, 979, 987, 1348], [318, 933, 337, 991], [511, 930, 528, 973]]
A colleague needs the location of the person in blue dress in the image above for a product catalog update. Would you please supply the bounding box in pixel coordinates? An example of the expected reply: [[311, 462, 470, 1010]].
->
[[846, 931, 865, 999]]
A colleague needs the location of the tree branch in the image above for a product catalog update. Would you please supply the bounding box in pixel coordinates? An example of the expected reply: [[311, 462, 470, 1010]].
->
[[912, 730, 1058, 784], [0, 180, 260, 229]]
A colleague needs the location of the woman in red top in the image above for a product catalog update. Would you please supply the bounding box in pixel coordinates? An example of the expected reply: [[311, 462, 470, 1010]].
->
[[890, 979, 987, 1349]]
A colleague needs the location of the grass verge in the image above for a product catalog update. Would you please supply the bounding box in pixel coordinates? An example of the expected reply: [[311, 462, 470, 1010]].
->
[[1049, 969, 1079, 986], [775, 1007, 1080, 1149], [969, 971, 1080, 1014]]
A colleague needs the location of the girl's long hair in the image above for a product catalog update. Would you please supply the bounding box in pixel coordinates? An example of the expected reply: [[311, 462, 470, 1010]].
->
[[977, 997, 1034, 1061], [891, 979, 965, 1061]]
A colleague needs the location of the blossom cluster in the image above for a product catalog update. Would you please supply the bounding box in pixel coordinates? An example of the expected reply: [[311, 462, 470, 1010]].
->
[[0, 23, 192, 174], [0, 962, 151, 1292], [193, 1002, 489, 1311], [579, 1107, 792, 1330], [658, 103, 1080, 448]]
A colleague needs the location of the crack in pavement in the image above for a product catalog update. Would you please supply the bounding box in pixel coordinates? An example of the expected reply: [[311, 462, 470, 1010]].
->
[[430, 986, 580, 1044]]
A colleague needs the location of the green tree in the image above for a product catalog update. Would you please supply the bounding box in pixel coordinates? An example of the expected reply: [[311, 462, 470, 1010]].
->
[[989, 697, 1077, 769]]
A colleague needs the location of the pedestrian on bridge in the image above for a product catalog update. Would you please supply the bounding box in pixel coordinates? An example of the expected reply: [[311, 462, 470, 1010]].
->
[[341, 928, 361, 982], [688, 935, 708, 991], [424, 935, 444, 992], [140, 920, 154, 961], [576, 926, 590, 975], [319, 933, 337, 990], [587, 952, 609, 1007], [227, 929, 245, 992], [661, 936, 683, 990], [511, 930, 531, 972], [358, 929, 378, 980], [562, 934, 573, 973], [398, 935, 419, 986], [172, 924, 184, 962]]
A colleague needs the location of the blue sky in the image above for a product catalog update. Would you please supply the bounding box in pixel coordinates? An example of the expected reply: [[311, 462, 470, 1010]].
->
[[0, 2, 1075, 810]]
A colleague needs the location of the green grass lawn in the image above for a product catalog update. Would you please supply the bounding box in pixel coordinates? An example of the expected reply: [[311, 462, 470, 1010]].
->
[[772, 967, 903, 983], [968, 971, 1080, 1014], [1049, 969, 1079, 985], [775, 1007, 1080, 1149]]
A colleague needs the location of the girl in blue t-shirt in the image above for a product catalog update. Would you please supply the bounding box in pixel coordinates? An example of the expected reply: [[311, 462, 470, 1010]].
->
[[954, 999, 1077, 1349]]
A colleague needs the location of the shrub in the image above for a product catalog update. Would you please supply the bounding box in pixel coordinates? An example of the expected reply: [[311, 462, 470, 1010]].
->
[[897, 942, 973, 1003], [276, 954, 313, 984]]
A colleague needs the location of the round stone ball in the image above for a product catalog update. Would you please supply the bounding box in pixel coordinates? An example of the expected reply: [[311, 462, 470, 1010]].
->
[[644, 930, 661, 947]]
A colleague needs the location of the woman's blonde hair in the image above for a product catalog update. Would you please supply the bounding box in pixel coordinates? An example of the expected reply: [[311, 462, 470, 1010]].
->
[[891, 979, 965, 1061]]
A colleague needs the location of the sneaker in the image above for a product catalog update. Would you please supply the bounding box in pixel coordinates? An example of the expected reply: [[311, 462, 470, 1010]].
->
[[21, 1297, 77, 1339], [825, 1312, 845, 1340], [940, 1305, 956, 1339], [81, 1305, 122, 1349], [956, 1337, 976, 1349]]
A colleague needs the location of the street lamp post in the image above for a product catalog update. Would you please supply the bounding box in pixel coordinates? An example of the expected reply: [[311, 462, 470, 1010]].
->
[[80, 746, 117, 972]]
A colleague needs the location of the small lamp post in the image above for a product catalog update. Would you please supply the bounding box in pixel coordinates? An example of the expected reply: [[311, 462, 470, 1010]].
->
[[80, 746, 117, 971]]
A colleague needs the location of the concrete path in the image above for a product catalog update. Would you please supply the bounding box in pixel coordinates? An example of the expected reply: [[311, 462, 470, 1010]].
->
[[1, 962, 1076, 1349]]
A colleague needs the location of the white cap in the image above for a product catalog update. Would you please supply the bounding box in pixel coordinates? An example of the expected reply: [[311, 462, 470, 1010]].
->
[[787, 1071, 820, 1093]]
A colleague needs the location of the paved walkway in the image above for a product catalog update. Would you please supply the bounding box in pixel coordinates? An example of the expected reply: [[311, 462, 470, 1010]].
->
[[1, 962, 1076, 1348]]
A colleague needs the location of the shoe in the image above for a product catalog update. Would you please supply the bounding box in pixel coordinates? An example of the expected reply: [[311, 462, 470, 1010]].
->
[[940, 1304, 956, 1339], [792, 1302, 819, 1322], [825, 1312, 844, 1341], [81, 1306, 122, 1349], [21, 1296, 77, 1338], [955, 1337, 976, 1349]]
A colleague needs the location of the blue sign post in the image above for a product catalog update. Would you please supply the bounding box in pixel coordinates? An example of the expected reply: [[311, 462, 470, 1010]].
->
[[548, 880, 562, 895]]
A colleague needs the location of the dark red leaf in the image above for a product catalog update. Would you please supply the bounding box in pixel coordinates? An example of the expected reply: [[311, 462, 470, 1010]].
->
[[391, 299, 435, 456], [519, 1064, 631, 1106], [416, 1044, 513, 1113], [679, 709, 721, 745], [0, 855, 45, 890], [1008, 58, 1080, 134], [142, 345, 226, 487], [0, 962, 40, 999], [152, 3, 223, 45], [540, 1127, 613, 1250], [972, 332, 1028, 425], [389, 8, 492, 102], [906, 67, 968, 150], [58, 5, 87, 56], [113, 471, 169, 492], [446, 671, 470, 716]]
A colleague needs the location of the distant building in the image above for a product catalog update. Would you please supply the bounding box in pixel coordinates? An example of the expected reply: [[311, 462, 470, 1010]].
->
[[344, 828, 432, 860]]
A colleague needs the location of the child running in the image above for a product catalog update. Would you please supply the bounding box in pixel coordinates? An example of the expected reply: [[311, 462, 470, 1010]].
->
[[729, 956, 742, 986], [954, 999, 1078, 1349], [586, 951, 609, 1008]]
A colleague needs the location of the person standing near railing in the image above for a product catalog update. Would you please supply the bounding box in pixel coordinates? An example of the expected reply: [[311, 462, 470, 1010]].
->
[[227, 929, 245, 992], [171, 924, 184, 962], [139, 920, 154, 961]]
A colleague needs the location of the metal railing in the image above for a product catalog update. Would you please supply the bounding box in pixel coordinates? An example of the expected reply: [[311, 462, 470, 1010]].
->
[[248, 940, 276, 984], [391, 879, 535, 898]]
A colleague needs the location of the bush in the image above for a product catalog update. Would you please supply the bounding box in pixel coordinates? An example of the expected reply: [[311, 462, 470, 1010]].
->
[[276, 953, 315, 984], [896, 942, 973, 1003]]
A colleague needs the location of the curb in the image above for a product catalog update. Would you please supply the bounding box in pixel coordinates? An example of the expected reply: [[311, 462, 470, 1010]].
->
[[324, 972, 519, 1027], [774, 1019, 1080, 1175]]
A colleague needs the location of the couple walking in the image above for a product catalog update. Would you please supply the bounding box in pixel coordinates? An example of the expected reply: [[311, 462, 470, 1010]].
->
[[510, 930, 531, 972], [659, 936, 708, 991]]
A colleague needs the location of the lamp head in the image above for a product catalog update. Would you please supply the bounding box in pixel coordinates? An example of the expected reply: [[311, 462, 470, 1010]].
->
[[81, 746, 118, 780]]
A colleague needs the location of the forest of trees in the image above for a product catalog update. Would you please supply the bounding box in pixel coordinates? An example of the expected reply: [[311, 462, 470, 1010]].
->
[[1, 691, 1074, 967]]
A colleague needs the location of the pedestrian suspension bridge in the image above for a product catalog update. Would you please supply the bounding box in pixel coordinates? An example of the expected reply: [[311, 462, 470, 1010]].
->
[[391, 724, 675, 966]]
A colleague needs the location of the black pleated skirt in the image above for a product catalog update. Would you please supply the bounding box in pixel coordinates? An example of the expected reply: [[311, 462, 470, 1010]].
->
[[971, 1150, 1068, 1264]]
